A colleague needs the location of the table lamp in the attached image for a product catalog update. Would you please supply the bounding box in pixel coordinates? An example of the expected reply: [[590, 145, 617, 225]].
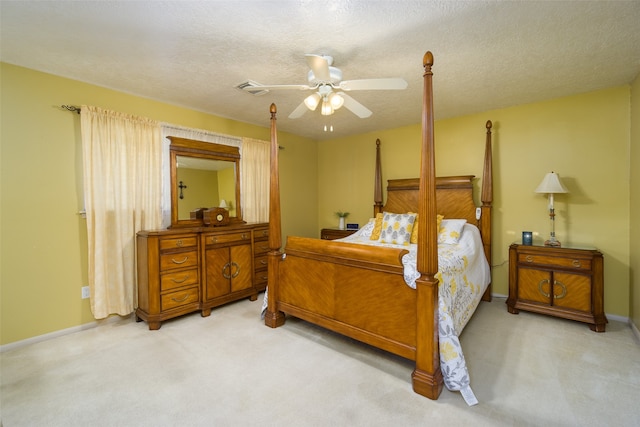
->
[[534, 171, 568, 247]]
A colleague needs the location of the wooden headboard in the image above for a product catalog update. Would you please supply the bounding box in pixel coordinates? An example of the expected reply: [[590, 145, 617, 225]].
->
[[383, 176, 479, 226]]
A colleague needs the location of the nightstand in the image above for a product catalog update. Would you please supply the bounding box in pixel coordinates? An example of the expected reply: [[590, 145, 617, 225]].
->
[[320, 228, 357, 240], [506, 243, 607, 332]]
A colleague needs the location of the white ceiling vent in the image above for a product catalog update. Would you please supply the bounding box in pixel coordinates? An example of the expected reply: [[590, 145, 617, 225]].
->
[[235, 80, 269, 96]]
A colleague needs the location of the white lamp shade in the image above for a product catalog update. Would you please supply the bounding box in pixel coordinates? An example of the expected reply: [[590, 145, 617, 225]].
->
[[320, 100, 334, 116], [328, 92, 344, 110], [219, 199, 227, 208], [304, 93, 321, 110], [535, 172, 568, 194]]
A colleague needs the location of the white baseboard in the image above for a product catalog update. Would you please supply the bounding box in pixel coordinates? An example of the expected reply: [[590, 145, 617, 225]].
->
[[631, 320, 640, 344], [1, 313, 134, 353]]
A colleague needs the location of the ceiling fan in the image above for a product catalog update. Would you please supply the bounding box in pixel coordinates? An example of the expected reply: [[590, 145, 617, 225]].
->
[[238, 54, 408, 119]]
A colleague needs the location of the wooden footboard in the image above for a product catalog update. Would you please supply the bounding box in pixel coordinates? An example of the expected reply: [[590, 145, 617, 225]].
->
[[277, 237, 416, 359]]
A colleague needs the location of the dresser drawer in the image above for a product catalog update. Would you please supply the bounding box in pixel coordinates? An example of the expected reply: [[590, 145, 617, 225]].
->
[[254, 228, 269, 240], [518, 253, 592, 271], [203, 232, 251, 245], [161, 268, 199, 292], [160, 250, 199, 271], [161, 287, 199, 311], [254, 255, 267, 271], [254, 241, 269, 256], [160, 236, 198, 251]]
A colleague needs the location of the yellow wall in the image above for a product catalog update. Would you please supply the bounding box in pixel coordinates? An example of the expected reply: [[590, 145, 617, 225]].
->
[[630, 72, 640, 331], [0, 63, 318, 345], [319, 86, 632, 318], [1, 61, 635, 345]]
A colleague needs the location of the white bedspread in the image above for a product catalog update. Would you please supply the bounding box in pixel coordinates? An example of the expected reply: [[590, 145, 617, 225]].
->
[[337, 220, 490, 405]]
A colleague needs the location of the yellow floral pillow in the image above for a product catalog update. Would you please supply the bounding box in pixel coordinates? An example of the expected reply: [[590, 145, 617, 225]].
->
[[379, 212, 416, 246], [410, 214, 444, 244], [369, 212, 384, 240], [437, 219, 467, 244]]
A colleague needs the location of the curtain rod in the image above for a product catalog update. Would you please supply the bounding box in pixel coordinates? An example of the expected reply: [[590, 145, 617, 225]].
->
[[61, 104, 284, 149], [61, 105, 81, 114]]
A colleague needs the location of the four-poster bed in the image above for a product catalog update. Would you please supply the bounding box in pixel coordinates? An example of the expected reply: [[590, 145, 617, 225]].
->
[[263, 51, 494, 402]]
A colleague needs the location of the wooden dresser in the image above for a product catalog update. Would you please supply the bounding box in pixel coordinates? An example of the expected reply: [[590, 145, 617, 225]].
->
[[320, 228, 357, 240], [136, 222, 268, 330], [506, 243, 607, 332]]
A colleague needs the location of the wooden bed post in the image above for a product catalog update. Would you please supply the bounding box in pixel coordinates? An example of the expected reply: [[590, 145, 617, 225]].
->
[[411, 51, 444, 399], [373, 138, 383, 215], [264, 103, 285, 328], [481, 120, 493, 302]]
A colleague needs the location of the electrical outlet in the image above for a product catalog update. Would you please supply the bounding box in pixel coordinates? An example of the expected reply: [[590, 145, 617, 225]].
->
[[81, 286, 90, 299]]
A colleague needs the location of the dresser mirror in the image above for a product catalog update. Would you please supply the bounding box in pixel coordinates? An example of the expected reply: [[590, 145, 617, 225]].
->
[[169, 136, 242, 228]]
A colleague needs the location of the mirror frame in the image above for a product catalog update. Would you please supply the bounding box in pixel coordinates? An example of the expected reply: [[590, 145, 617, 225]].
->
[[168, 136, 242, 228]]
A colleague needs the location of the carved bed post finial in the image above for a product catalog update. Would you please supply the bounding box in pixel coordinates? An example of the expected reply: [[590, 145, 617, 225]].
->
[[266, 103, 285, 328], [374, 139, 383, 215]]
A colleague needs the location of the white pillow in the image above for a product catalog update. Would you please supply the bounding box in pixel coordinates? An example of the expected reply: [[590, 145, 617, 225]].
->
[[379, 212, 416, 246], [438, 219, 467, 244]]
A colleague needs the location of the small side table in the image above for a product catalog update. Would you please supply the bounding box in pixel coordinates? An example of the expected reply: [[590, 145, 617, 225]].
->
[[320, 228, 357, 240], [506, 243, 607, 332]]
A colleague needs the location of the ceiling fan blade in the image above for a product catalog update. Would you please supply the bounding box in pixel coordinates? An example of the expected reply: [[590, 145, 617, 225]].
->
[[338, 92, 372, 118], [338, 77, 408, 91], [288, 101, 309, 119], [305, 54, 331, 82], [250, 84, 315, 91]]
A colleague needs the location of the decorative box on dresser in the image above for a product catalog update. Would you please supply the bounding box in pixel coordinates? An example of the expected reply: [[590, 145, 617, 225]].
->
[[136, 223, 268, 330], [506, 243, 607, 332], [320, 228, 357, 240]]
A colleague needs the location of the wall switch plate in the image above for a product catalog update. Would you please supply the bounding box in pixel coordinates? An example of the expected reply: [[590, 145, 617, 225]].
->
[[81, 286, 90, 299]]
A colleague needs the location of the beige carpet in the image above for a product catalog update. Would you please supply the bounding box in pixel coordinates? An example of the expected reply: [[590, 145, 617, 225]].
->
[[1, 295, 639, 426]]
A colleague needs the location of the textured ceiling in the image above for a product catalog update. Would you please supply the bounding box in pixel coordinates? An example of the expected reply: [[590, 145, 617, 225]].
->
[[2, 1, 639, 141]]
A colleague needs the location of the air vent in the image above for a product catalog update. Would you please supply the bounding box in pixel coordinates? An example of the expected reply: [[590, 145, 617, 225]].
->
[[235, 80, 269, 96]]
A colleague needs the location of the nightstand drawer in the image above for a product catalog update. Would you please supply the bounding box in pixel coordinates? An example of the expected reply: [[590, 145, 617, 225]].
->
[[518, 253, 592, 270]]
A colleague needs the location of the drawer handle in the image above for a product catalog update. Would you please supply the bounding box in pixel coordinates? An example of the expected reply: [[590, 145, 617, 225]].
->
[[242, 233, 248, 240], [538, 279, 550, 298], [210, 237, 218, 244], [259, 260, 267, 266], [171, 294, 189, 303], [222, 262, 241, 279], [176, 239, 183, 247], [260, 245, 269, 251], [171, 256, 189, 265], [553, 280, 567, 299], [171, 275, 189, 284], [525, 255, 534, 263], [262, 231, 268, 237], [572, 260, 581, 268]]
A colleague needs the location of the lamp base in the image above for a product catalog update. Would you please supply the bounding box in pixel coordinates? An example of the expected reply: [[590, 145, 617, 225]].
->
[[544, 239, 561, 247]]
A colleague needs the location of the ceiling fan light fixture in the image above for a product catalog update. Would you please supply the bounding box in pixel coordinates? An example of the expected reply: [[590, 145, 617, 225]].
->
[[304, 93, 321, 110], [320, 100, 334, 116], [328, 92, 344, 110]]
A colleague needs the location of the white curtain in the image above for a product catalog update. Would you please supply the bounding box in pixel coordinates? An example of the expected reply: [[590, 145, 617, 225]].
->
[[241, 137, 270, 222], [81, 106, 163, 319], [160, 124, 242, 228]]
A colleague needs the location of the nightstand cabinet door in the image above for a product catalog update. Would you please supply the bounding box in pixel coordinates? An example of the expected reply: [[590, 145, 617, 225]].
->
[[553, 272, 591, 312], [507, 244, 607, 332], [516, 268, 551, 304]]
